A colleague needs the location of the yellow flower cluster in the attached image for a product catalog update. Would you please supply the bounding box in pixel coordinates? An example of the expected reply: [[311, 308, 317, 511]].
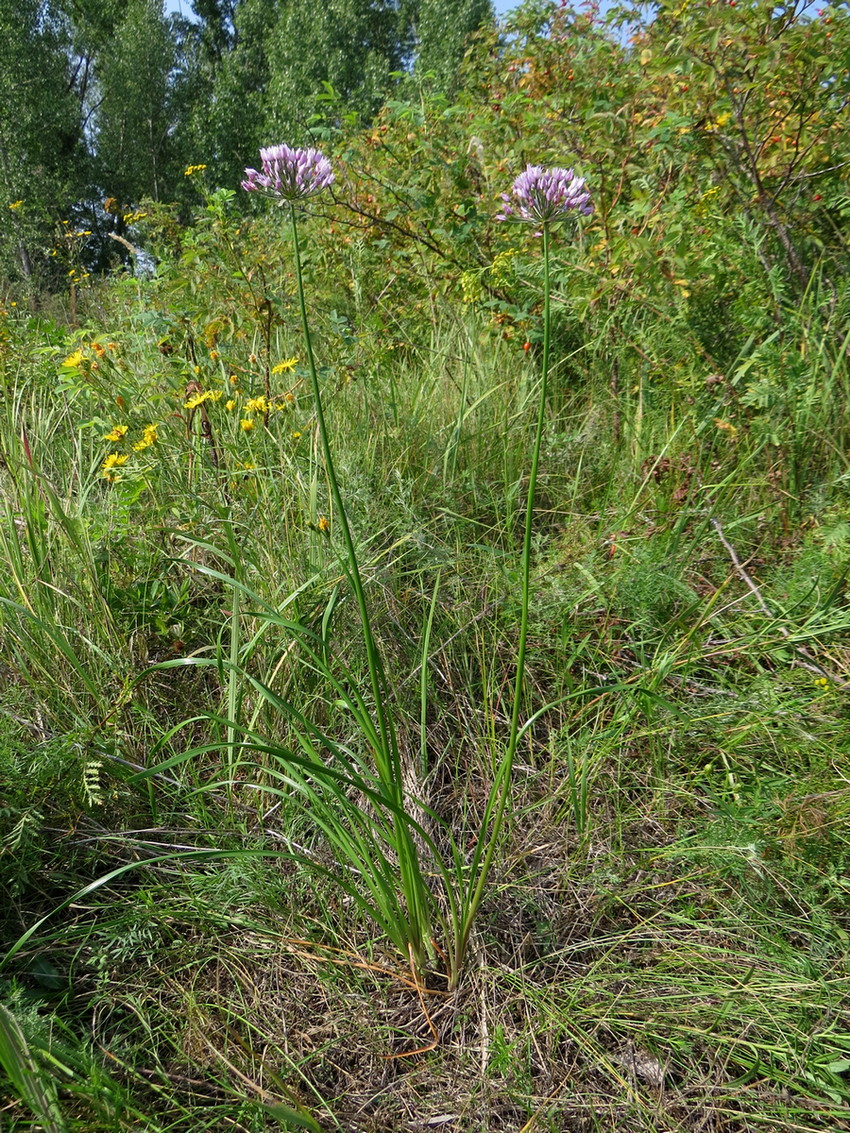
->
[[184, 164, 208, 177], [460, 270, 483, 304], [490, 249, 517, 287], [184, 389, 223, 410], [102, 452, 130, 481], [244, 395, 269, 414], [62, 350, 86, 369], [103, 424, 129, 442], [133, 424, 158, 452]]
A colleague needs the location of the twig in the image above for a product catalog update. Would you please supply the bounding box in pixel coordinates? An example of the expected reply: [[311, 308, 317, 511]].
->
[[107, 231, 141, 259]]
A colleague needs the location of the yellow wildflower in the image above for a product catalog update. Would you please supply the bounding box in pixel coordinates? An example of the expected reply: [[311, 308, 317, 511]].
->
[[318, 516, 330, 532], [103, 424, 129, 442], [184, 164, 208, 176], [102, 452, 130, 480], [209, 350, 219, 361], [245, 396, 269, 413], [102, 452, 129, 470], [271, 356, 298, 374], [240, 418, 254, 431], [133, 424, 158, 452], [291, 431, 302, 439], [8, 200, 22, 210], [89, 341, 106, 357], [184, 389, 223, 410], [61, 349, 87, 369], [226, 399, 237, 411]]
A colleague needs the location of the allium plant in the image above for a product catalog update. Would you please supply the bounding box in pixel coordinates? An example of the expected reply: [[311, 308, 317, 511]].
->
[[241, 145, 334, 203], [496, 164, 593, 225], [171, 148, 593, 992], [242, 145, 439, 981], [452, 167, 593, 967]]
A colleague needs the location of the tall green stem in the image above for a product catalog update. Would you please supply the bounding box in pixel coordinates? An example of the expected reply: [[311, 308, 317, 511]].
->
[[288, 205, 431, 969], [289, 206, 395, 781], [453, 224, 552, 984]]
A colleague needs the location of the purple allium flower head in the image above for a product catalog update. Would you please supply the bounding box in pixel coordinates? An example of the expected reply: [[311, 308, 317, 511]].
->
[[242, 144, 334, 203], [496, 164, 592, 225]]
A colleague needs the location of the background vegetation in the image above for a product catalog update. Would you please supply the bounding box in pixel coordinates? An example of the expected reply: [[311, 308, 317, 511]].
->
[[2, 0, 850, 1129]]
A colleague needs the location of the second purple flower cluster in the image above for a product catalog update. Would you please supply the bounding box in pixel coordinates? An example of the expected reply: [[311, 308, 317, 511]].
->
[[497, 164, 593, 225]]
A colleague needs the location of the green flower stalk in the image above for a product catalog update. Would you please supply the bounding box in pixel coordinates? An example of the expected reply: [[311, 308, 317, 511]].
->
[[451, 166, 594, 974], [243, 144, 435, 976]]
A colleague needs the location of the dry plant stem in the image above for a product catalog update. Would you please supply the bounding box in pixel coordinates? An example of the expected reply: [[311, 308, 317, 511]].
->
[[381, 943, 440, 1059], [710, 517, 842, 684], [107, 231, 141, 260]]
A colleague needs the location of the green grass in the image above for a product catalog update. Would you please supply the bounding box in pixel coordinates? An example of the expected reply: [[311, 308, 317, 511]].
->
[[2, 209, 850, 1130]]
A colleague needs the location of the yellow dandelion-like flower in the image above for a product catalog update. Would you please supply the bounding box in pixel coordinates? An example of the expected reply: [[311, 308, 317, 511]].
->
[[102, 452, 130, 480], [132, 424, 158, 452], [102, 452, 129, 469], [271, 356, 298, 374], [184, 389, 223, 410], [229, 374, 239, 384], [285, 392, 295, 403], [209, 350, 219, 361], [318, 516, 330, 532], [245, 396, 269, 413], [61, 349, 87, 368], [242, 461, 255, 471], [184, 163, 208, 176], [291, 431, 302, 439], [226, 398, 237, 411], [240, 418, 255, 431], [103, 424, 129, 442]]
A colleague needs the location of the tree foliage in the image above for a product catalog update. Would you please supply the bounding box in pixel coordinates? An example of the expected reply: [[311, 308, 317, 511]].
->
[[0, 0, 87, 288], [93, 0, 183, 203]]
